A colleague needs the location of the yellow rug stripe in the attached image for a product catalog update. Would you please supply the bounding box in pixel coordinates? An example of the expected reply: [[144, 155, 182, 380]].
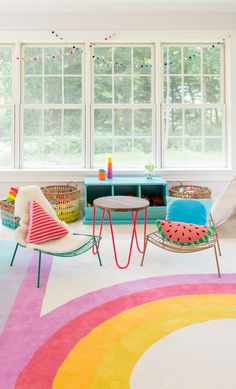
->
[[53, 294, 236, 389]]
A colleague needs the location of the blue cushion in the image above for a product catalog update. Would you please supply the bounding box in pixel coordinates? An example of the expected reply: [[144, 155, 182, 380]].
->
[[166, 196, 212, 226]]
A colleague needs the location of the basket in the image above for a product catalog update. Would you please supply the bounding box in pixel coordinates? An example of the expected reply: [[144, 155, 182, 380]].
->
[[41, 183, 80, 223], [0, 200, 20, 229], [169, 183, 211, 199]]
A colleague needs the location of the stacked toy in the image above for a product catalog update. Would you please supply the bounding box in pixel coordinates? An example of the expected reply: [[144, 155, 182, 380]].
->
[[7, 187, 18, 202], [107, 156, 113, 179]]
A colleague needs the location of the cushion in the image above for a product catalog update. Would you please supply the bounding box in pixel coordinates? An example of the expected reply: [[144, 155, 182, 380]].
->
[[157, 220, 215, 246], [166, 196, 212, 226], [26, 201, 69, 244]]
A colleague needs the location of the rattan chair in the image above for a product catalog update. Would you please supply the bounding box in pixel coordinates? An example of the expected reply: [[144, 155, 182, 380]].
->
[[141, 215, 221, 278]]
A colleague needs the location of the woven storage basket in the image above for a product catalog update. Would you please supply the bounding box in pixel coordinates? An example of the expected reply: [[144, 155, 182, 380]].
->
[[0, 200, 20, 229], [169, 184, 211, 199], [41, 183, 80, 223]]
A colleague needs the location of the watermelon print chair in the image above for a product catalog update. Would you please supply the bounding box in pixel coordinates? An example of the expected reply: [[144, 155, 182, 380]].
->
[[10, 186, 102, 287], [141, 198, 221, 277]]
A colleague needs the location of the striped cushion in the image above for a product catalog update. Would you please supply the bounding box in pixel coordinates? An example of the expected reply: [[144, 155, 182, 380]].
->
[[26, 200, 69, 243]]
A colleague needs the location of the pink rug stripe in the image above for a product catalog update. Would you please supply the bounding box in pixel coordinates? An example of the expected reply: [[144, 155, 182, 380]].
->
[[16, 282, 236, 389]]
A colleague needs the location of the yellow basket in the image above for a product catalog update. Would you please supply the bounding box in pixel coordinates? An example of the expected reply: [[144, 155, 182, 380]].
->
[[41, 183, 80, 223]]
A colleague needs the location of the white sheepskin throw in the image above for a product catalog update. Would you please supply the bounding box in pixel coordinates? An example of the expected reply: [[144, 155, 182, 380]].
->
[[14, 185, 82, 252], [211, 177, 236, 226]]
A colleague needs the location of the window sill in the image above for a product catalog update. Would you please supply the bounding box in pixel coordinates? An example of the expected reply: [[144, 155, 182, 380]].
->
[[0, 168, 234, 183]]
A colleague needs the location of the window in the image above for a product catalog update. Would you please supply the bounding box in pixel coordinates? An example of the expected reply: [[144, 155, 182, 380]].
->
[[162, 44, 225, 168], [91, 45, 154, 168], [0, 38, 228, 172], [22, 45, 84, 168], [0, 46, 14, 168]]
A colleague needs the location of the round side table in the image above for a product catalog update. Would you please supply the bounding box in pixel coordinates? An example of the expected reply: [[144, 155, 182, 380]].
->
[[92, 196, 149, 269]]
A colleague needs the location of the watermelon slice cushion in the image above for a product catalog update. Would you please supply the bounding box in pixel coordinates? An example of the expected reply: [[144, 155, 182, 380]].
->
[[156, 220, 215, 246]]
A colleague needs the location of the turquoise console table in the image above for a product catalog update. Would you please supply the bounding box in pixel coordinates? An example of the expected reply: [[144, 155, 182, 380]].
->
[[83, 177, 168, 224]]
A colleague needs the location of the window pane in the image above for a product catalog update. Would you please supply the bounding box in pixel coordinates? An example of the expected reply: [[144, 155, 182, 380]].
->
[[23, 45, 84, 168], [94, 138, 112, 166], [184, 47, 201, 74], [64, 48, 82, 74], [44, 77, 62, 103], [163, 47, 181, 74], [0, 138, 11, 167], [0, 77, 12, 104], [205, 108, 222, 136], [164, 138, 184, 167], [164, 108, 183, 136], [24, 47, 42, 75], [64, 109, 81, 136], [64, 76, 82, 104], [133, 138, 152, 163], [184, 76, 201, 103], [114, 47, 131, 74], [24, 136, 43, 167], [185, 109, 202, 136], [164, 76, 182, 103], [185, 138, 203, 167], [134, 109, 152, 136], [44, 47, 62, 75], [94, 76, 112, 103], [94, 109, 112, 136], [24, 77, 42, 104], [203, 46, 221, 74], [0, 47, 12, 76], [114, 109, 132, 136], [114, 76, 132, 103], [24, 109, 42, 136], [43, 137, 63, 166], [133, 47, 152, 75], [203, 76, 221, 103], [44, 109, 62, 136], [204, 138, 224, 167], [63, 137, 81, 166], [114, 138, 132, 166], [94, 47, 112, 74], [133, 76, 151, 103], [0, 108, 12, 168]]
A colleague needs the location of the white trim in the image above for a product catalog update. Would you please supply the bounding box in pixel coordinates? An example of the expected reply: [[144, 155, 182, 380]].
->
[[0, 168, 234, 183]]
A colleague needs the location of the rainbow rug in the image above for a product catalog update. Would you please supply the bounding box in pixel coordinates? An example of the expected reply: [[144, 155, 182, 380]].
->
[[1, 241, 236, 388]]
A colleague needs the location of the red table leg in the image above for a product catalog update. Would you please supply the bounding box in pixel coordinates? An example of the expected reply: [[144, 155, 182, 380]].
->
[[132, 208, 147, 254], [107, 209, 147, 269]]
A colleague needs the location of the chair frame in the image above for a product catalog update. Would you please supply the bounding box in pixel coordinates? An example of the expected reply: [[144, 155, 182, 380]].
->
[[10, 233, 102, 287], [141, 216, 221, 278]]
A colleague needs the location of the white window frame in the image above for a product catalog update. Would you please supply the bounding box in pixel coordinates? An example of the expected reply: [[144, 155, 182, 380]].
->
[[0, 31, 233, 184], [90, 43, 155, 169], [20, 43, 86, 169], [161, 43, 226, 169]]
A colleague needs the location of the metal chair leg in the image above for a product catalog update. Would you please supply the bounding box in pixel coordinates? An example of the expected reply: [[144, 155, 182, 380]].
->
[[140, 237, 148, 266], [215, 229, 222, 256], [94, 238, 102, 266], [10, 243, 19, 266], [37, 251, 42, 288], [213, 244, 221, 278]]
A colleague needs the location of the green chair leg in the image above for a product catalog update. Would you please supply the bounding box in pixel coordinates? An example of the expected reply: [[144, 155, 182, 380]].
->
[[10, 243, 19, 266], [37, 251, 42, 288], [94, 238, 102, 266]]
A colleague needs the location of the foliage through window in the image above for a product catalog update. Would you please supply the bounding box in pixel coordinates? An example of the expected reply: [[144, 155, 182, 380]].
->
[[0, 41, 228, 170], [92, 45, 154, 167], [162, 44, 225, 168], [0, 46, 13, 168], [23, 45, 84, 168]]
